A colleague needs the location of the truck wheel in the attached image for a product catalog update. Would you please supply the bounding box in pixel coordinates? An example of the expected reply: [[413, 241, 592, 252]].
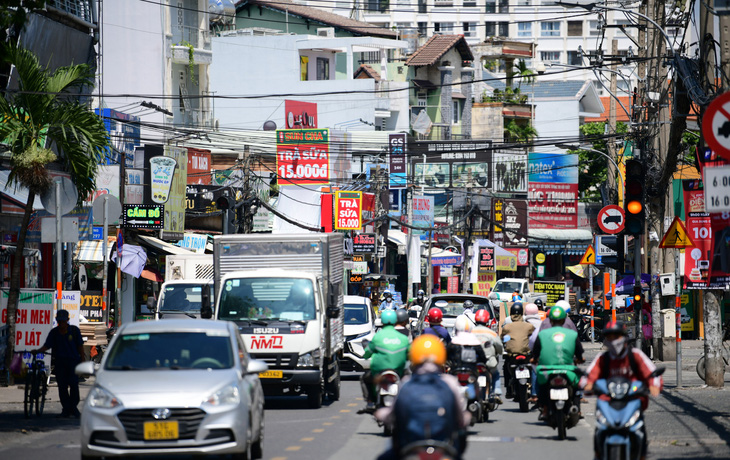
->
[[307, 385, 323, 409], [327, 363, 341, 401]]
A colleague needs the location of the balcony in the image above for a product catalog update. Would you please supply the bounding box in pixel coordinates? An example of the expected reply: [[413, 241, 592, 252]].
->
[[47, 0, 93, 23], [171, 25, 212, 65]]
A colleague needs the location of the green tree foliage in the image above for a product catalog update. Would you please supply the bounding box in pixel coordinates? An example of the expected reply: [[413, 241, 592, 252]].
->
[[0, 45, 110, 377], [573, 121, 628, 203]]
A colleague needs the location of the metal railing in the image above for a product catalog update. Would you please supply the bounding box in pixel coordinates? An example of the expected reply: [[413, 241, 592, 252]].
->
[[172, 25, 211, 50], [48, 0, 93, 23]]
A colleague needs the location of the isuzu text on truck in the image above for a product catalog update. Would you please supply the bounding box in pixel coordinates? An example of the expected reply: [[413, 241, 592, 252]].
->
[[202, 234, 344, 408]]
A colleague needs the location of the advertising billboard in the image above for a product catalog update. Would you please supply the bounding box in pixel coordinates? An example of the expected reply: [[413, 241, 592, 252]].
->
[[276, 129, 330, 186], [528, 153, 580, 229], [285, 100, 318, 129]]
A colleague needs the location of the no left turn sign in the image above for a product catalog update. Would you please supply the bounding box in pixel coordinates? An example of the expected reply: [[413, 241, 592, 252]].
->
[[702, 92, 730, 160], [598, 205, 625, 234]]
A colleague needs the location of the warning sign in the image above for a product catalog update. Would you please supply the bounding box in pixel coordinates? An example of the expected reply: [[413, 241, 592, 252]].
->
[[659, 216, 695, 248], [579, 245, 596, 265]]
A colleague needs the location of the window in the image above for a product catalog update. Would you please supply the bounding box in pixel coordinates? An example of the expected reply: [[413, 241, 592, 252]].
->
[[434, 22, 454, 34], [418, 0, 427, 13], [316, 57, 330, 80], [366, 0, 388, 12], [396, 22, 413, 30], [567, 21, 582, 36], [499, 22, 508, 36], [516, 0, 530, 5], [464, 0, 477, 6], [435, 0, 453, 6], [517, 22, 531, 37], [588, 20, 601, 36], [485, 22, 496, 37], [360, 51, 380, 63], [463, 22, 477, 38], [567, 50, 582, 66], [453, 100, 461, 124], [418, 22, 428, 36], [540, 51, 561, 64], [300, 56, 308, 81], [417, 91, 428, 107], [485, 0, 496, 13], [498, 0, 509, 13], [541, 21, 560, 37]]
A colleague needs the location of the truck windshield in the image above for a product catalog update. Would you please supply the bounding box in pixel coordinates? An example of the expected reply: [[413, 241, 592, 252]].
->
[[218, 278, 316, 322], [159, 284, 207, 312], [493, 281, 522, 293]]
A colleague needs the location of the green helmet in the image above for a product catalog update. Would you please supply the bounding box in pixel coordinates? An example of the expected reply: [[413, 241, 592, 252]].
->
[[381, 309, 398, 325], [549, 305, 567, 321]]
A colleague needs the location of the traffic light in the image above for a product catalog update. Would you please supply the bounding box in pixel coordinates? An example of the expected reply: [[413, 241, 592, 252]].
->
[[624, 159, 645, 235], [216, 194, 238, 234], [633, 283, 642, 303], [599, 235, 625, 273]]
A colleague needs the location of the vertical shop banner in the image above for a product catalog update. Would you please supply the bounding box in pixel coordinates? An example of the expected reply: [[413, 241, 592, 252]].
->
[[412, 195, 434, 235], [187, 148, 211, 185], [335, 191, 362, 230], [1, 289, 55, 368], [479, 247, 495, 271], [163, 146, 188, 240], [80, 291, 104, 322], [447, 276, 459, 293], [528, 153, 579, 229], [389, 133, 407, 188], [285, 100, 318, 129], [472, 272, 497, 296], [680, 290, 694, 332], [493, 199, 529, 247], [276, 129, 330, 186]]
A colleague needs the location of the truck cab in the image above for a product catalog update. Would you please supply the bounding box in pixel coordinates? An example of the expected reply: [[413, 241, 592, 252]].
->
[[153, 280, 213, 320], [490, 278, 547, 305]]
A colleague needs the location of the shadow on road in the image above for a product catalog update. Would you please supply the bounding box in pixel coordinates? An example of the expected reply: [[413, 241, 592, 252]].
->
[[0, 410, 79, 433], [263, 395, 335, 410]]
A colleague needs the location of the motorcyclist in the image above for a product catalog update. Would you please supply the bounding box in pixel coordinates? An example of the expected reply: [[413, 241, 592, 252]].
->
[[472, 309, 503, 404], [461, 299, 476, 323], [359, 310, 410, 413], [524, 303, 542, 331], [532, 306, 585, 419], [408, 289, 427, 310], [395, 308, 412, 341], [534, 298, 547, 320], [447, 316, 487, 370], [581, 321, 663, 459], [375, 334, 470, 460], [538, 300, 578, 333], [422, 307, 451, 344], [500, 303, 535, 398], [379, 290, 397, 313]]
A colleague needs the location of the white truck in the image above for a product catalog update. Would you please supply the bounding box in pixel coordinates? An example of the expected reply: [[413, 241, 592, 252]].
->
[[489, 278, 548, 305], [206, 233, 344, 408], [151, 254, 214, 320]]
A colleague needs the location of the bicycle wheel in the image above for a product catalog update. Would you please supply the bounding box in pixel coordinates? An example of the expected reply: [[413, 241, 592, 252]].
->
[[24, 372, 34, 418], [36, 371, 47, 416], [696, 355, 706, 381]]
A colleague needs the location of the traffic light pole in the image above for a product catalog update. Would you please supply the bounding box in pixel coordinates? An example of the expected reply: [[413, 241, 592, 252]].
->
[[634, 238, 642, 352], [675, 246, 682, 388]]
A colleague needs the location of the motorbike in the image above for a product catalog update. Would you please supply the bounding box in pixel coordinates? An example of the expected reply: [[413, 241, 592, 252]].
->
[[399, 440, 460, 460], [450, 365, 483, 425], [507, 354, 532, 412], [593, 368, 665, 460], [375, 369, 401, 436], [477, 363, 498, 421], [538, 365, 582, 440]]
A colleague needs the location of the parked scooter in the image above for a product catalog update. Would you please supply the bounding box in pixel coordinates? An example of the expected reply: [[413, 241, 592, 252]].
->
[[375, 369, 401, 436], [592, 368, 665, 460], [538, 365, 582, 440], [507, 354, 532, 412]]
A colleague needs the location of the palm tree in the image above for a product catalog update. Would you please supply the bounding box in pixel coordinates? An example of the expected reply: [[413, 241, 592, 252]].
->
[[0, 45, 110, 379], [510, 59, 535, 92]]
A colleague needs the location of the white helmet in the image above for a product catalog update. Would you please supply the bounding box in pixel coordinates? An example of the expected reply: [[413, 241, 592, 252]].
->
[[454, 315, 473, 334], [555, 300, 571, 314]]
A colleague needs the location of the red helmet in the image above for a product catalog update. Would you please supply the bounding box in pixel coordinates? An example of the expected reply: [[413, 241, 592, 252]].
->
[[427, 308, 443, 324], [475, 309, 490, 325]]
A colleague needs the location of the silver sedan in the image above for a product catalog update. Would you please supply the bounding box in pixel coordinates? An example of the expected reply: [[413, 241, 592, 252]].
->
[[76, 319, 267, 459]]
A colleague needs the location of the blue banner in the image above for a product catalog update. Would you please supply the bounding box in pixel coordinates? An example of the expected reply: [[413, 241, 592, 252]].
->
[[528, 153, 579, 184]]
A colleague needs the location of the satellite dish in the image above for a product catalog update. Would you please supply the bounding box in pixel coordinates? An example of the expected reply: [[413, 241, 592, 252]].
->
[[41, 177, 78, 216]]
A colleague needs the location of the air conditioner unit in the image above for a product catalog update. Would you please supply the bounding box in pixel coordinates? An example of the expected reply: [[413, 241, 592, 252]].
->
[[317, 27, 335, 38]]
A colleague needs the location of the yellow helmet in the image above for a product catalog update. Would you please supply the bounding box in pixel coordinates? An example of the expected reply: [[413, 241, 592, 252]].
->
[[410, 334, 447, 366]]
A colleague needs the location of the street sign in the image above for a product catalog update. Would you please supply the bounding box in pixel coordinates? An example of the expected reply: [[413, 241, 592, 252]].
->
[[702, 92, 730, 160], [92, 226, 103, 240], [92, 194, 122, 225], [595, 235, 618, 265], [580, 245, 596, 265], [597, 205, 625, 234], [703, 164, 730, 212], [659, 216, 695, 248]]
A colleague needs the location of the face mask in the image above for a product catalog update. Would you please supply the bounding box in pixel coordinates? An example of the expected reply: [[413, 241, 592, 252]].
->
[[605, 337, 627, 357]]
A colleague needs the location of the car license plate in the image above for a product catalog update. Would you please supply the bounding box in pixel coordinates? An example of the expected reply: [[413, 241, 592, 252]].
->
[[259, 370, 283, 378], [478, 376, 487, 387], [515, 369, 530, 379], [550, 388, 569, 400], [143, 421, 179, 440]]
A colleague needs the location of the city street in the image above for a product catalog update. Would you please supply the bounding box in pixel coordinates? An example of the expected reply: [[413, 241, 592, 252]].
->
[[1, 341, 729, 459]]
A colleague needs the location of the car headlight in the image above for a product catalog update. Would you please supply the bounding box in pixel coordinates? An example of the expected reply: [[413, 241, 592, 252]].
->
[[625, 409, 641, 427], [595, 408, 607, 426], [205, 384, 240, 406], [88, 386, 122, 409], [297, 349, 321, 367]]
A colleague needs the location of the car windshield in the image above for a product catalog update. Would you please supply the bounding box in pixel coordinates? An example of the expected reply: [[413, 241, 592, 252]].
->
[[344, 303, 369, 325], [493, 281, 522, 293], [105, 331, 233, 370], [431, 299, 491, 317], [218, 278, 316, 322], [159, 284, 207, 312]]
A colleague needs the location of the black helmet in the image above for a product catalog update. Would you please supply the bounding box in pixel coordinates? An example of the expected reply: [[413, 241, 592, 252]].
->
[[463, 300, 474, 310], [396, 308, 409, 324], [510, 303, 524, 316], [603, 320, 628, 336], [534, 298, 544, 309]]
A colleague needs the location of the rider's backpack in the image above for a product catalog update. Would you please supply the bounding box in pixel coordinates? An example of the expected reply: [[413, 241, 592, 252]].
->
[[393, 371, 458, 450]]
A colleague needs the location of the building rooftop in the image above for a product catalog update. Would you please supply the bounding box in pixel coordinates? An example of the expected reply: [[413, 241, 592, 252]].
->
[[529, 80, 589, 99], [235, 0, 398, 38], [354, 64, 381, 81], [405, 34, 474, 67]]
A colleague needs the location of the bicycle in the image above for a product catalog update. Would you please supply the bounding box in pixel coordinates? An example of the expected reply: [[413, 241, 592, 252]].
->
[[696, 320, 730, 382], [20, 351, 49, 418]]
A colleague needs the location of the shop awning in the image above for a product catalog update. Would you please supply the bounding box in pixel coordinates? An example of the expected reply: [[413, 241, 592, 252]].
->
[[386, 229, 408, 247], [528, 228, 593, 242], [75, 238, 116, 263], [0, 244, 42, 261], [138, 235, 195, 255], [363, 274, 398, 280]]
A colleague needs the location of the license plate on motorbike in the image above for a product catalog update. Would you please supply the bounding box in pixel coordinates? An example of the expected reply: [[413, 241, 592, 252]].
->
[[550, 388, 569, 400], [380, 385, 399, 396], [515, 369, 530, 379], [478, 376, 487, 387]]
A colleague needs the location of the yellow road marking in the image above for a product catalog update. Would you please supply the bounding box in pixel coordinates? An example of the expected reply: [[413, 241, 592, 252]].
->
[[340, 409, 351, 413], [312, 428, 325, 433], [301, 437, 314, 442], [285, 446, 301, 452], [347, 403, 358, 407], [271, 457, 287, 460], [331, 415, 341, 419], [323, 422, 334, 426]]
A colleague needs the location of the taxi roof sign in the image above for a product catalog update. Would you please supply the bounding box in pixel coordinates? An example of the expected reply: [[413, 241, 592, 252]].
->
[[580, 245, 596, 265], [659, 216, 695, 248]]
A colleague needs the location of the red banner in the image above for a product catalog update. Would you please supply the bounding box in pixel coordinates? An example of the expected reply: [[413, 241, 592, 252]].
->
[[528, 182, 579, 229], [187, 148, 211, 185], [447, 276, 459, 293], [276, 130, 330, 186], [335, 191, 362, 230], [285, 100, 318, 129]]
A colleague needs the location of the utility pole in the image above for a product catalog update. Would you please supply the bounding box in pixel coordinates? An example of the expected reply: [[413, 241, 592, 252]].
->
[[607, 39, 618, 203]]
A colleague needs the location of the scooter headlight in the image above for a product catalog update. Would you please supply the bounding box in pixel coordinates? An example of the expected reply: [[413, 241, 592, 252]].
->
[[625, 409, 641, 428], [595, 408, 608, 426]]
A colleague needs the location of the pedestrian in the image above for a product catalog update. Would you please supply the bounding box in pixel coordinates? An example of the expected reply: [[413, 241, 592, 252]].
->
[[32, 309, 86, 418]]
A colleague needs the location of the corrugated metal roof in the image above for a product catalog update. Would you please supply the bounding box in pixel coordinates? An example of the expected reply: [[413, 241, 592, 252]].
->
[[529, 80, 588, 99]]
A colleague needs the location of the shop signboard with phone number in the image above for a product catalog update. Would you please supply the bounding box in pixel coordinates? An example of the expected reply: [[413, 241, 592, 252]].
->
[[276, 129, 330, 186]]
